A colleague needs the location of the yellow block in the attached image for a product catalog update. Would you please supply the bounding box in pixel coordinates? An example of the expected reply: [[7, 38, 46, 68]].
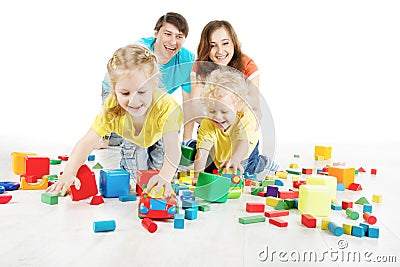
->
[[372, 194, 382, 203], [20, 177, 48, 190], [321, 218, 331, 230], [276, 171, 288, 179], [306, 175, 337, 201], [289, 163, 299, 169], [298, 185, 331, 217], [266, 196, 282, 207], [314, 146, 332, 160], [265, 175, 278, 179], [11, 152, 37, 175], [179, 176, 192, 185], [343, 224, 353, 235], [328, 166, 355, 188]]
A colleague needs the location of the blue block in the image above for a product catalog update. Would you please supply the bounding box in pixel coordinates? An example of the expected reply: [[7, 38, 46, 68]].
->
[[185, 207, 197, 220], [93, 220, 116, 233], [182, 200, 199, 209], [0, 186, 4, 194], [274, 180, 284, 186], [363, 204, 372, 213], [367, 226, 379, 238], [0, 181, 20, 191], [174, 214, 184, 229], [331, 203, 342, 210], [359, 223, 369, 234], [87, 154, 95, 161], [180, 195, 195, 201], [119, 195, 137, 202], [294, 198, 298, 209], [328, 222, 344, 236], [351, 225, 365, 238], [175, 185, 188, 195], [100, 169, 130, 198], [180, 190, 193, 196], [336, 183, 345, 191]]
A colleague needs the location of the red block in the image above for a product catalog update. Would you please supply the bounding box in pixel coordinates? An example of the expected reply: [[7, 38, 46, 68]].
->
[[289, 189, 299, 198], [0, 194, 12, 204], [257, 191, 266, 197], [348, 183, 362, 191], [371, 169, 377, 175], [22, 175, 38, 183], [301, 214, 316, 228], [363, 212, 377, 225], [358, 167, 366, 173], [342, 201, 353, 210], [69, 164, 98, 201], [269, 218, 288, 227], [265, 210, 289, 218], [246, 203, 265, 213], [278, 191, 296, 199], [141, 217, 158, 233], [58, 155, 69, 161], [302, 168, 312, 175], [25, 157, 50, 178], [293, 180, 306, 188], [90, 195, 104, 205], [136, 170, 160, 196], [244, 178, 252, 186]]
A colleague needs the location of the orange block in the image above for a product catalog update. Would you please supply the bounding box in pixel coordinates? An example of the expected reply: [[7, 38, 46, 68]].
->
[[328, 166, 355, 188], [11, 152, 37, 175], [20, 177, 48, 190]]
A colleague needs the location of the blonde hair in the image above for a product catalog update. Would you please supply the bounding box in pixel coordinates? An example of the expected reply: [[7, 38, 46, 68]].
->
[[202, 68, 248, 112], [104, 44, 159, 117]]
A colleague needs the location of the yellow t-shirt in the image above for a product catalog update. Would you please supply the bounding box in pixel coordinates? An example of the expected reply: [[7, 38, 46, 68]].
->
[[91, 89, 183, 148], [196, 108, 259, 168]]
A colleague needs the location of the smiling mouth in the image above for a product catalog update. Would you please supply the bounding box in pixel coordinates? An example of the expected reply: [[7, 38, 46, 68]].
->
[[165, 45, 176, 53], [216, 55, 228, 60], [128, 104, 143, 111]]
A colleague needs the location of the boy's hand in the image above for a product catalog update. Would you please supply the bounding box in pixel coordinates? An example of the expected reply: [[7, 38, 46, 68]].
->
[[45, 174, 81, 196], [220, 158, 244, 176], [146, 175, 173, 198]]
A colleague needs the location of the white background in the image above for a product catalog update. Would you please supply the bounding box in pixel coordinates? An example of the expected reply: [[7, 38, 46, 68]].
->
[[1, 0, 399, 146]]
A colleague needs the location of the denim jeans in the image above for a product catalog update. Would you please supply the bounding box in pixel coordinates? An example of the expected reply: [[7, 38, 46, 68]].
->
[[119, 139, 164, 180]]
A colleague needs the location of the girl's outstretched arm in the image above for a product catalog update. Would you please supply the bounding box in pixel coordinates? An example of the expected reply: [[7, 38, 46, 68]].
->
[[46, 128, 101, 196]]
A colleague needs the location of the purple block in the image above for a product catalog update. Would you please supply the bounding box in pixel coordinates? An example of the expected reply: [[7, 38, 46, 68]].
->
[[266, 185, 279, 197]]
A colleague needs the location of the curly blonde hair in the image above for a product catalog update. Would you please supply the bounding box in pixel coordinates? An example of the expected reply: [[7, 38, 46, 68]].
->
[[202, 68, 249, 112], [104, 44, 159, 118]]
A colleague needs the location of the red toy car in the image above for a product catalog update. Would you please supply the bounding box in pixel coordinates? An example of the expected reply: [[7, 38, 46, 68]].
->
[[138, 190, 177, 219]]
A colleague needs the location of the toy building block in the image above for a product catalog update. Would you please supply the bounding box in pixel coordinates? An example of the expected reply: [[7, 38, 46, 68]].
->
[[355, 197, 370, 205], [358, 167, 366, 173], [348, 183, 362, 191], [342, 201, 353, 210], [302, 168, 313, 175], [269, 217, 288, 227], [87, 155, 95, 161], [141, 217, 158, 233], [265, 210, 289, 218], [20, 177, 48, 190], [359, 223, 369, 235], [41, 193, 58, 205], [199, 204, 211, 212], [93, 220, 116, 233], [0, 182, 20, 191], [363, 204, 372, 213], [275, 171, 288, 179], [100, 169, 130, 198], [23, 175, 38, 183], [25, 156, 50, 178], [367, 226, 379, 238], [301, 214, 316, 228], [289, 188, 299, 198], [92, 162, 103, 169], [246, 203, 265, 213], [11, 152, 37, 175], [284, 199, 295, 209], [69, 164, 98, 201], [0, 194, 12, 204], [331, 203, 342, 210], [244, 178, 252, 186], [328, 166, 355, 188], [178, 176, 192, 185], [287, 169, 301, 175], [292, 180, 306, 188], [265, 186, 279, 197], [346, 208, 359, 220], [328, 222, 344, 236], [278, 191, 296, 199], [266, 196, 282, 207], [363, 212, 377, 225], [119, 194, 137, 202], [289, 163, 299, 169], [195, 172, 231, 203], [314, 146, 332, 160], [90, 195, 104, 205], [371, 169, 377, 175], [251, 186, 264, 196], [180, 145, 196, 166], [228, 187, 242, 199], [185, 207, 198, 220], [321, 218, 331, 230], [306, 175, 337, 201], [238, 215, 266, 224], [58, 155, 69, 161], [174, 214, 185, 229], [342, 224, 353, 235], [0, 186, 4, 194], [136, 170, 160, 196], [372, 194, 382, 203], [180, 194, 195, 202], [274, 200, 289, 210], [262, 179, 275, 187], [298, 185, 331, 217], [336, 183, 345, 191], [50, 159, 62, 165], [182, 200, 199, 209], [274, 180, 284, 186]]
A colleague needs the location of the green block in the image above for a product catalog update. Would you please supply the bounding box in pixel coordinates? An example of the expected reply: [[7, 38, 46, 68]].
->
[[45, 174, 59, 181], [287, 169, 302, 175], [251, 186, 265, 196], [284, 199, 295, 209], [92, 162, 103, 169], [41, 193, 58, 205], [179, 145, 196, 166], [239, 215, 266, 224], [228, 187, 242, 199], [50, 159, 62, 165], [195, 172, 231, 203], [355, 197, 370, 205], [262, 179, 275, 187], [275, 200, 289, 210], [199, 204, 211, 212]]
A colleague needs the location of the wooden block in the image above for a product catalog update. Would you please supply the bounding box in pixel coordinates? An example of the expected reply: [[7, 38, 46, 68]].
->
[[239, 215, 266, 224], [269, 217, 288, 227]]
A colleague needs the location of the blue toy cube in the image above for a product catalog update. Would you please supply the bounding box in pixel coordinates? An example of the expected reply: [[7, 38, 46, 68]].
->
[[351, 225, 365, 238], [185, 207, 197, 220], [363, 204, 373, 213], [100, 169, 130, 198], [368, 226, 379, 238], [174, 214, 184, 229]]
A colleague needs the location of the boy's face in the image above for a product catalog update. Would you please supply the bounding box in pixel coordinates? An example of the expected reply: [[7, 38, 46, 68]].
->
[[209, 27, 234, 66], [115, 69, 153, 118], [206, 94, 237, 131], [154, 22, 186, 64]]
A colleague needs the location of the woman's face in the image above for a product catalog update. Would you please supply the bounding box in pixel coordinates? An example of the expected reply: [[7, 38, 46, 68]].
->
[[208, 27, 235, 66]]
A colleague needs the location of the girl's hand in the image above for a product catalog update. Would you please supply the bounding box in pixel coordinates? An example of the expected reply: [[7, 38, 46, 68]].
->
[[45, 174, 81, 196], [146, 175, 173, 198], [220, 158, 244, 176]]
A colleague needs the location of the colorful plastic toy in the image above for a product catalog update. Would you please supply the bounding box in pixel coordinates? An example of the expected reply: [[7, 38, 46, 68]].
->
[[138, 189, 177, 219], [93, 220, 116, 233], [69, 164, 98, 201], [99, 169, 130, 198]]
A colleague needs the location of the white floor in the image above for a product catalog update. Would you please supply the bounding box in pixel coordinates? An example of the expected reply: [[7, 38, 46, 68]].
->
[[1, 136, 399, 267]]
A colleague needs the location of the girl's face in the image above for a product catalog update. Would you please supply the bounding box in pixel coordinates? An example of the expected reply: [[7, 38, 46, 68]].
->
[[206, 94, 237, 131], [208, 27, 234, 66], [115, 69, 153, 118]]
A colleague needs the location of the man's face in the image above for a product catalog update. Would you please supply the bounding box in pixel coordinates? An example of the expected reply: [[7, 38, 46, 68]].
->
[[154, 22, 186, 64]]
